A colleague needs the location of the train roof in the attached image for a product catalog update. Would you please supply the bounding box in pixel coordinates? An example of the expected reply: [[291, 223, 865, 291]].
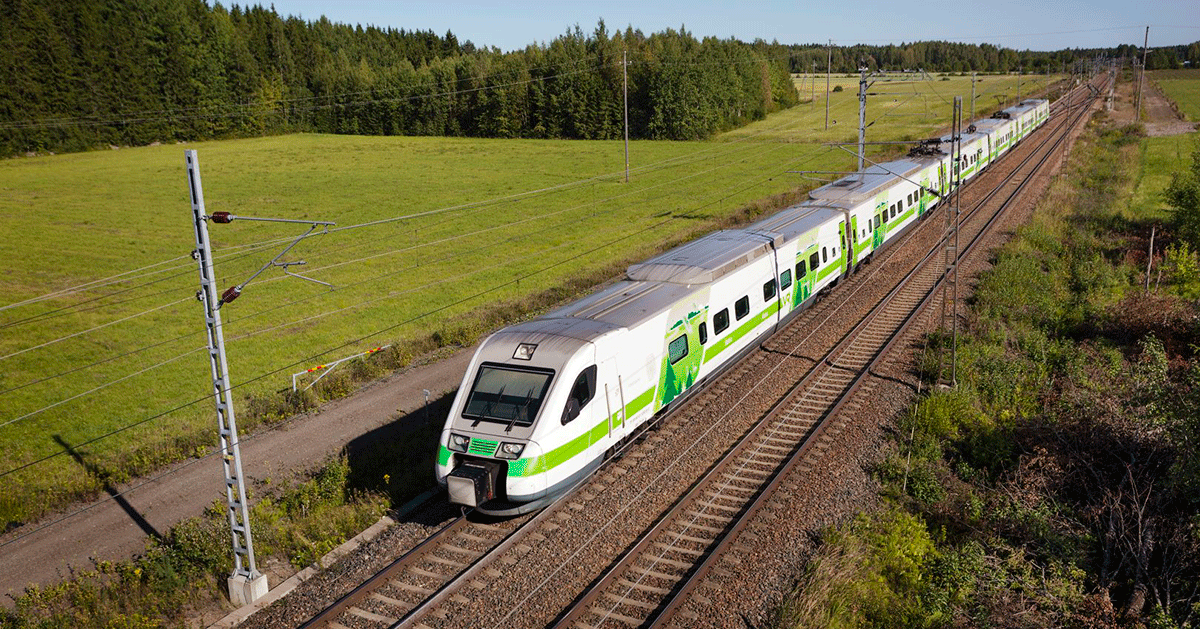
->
[[808, 159, 927, 204], [970, 117, 1010, 134], [746, 205, 842, 240], [543, 280, 698, 330], [626, 230, 779, 285]]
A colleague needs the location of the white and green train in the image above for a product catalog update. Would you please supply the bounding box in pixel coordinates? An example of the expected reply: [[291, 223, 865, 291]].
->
[[436, 99, 1049, 515]]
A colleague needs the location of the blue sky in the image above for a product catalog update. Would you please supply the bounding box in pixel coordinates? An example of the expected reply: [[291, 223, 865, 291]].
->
[[261, 0, 1199, 52]]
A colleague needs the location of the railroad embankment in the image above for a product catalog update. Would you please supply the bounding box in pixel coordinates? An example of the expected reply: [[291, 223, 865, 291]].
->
[[775, 91, 1200, 627]]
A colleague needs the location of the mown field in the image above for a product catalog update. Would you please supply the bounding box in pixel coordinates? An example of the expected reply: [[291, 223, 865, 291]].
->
[[1150, 68, 1200, 121], [0, 72, 1059, 526]]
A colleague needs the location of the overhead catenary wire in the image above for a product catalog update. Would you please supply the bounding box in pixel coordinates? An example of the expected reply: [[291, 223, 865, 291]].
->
[[0, 140, 832, 553], [0, 124, 827, 467], [2, 123, 819, 428], [0, 88, 816, 371], [1, 88, 801, 321]]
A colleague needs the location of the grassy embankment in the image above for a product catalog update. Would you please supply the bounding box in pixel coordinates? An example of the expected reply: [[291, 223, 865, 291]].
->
[[0, 73, 1056, 627], [775, 78, 1200, 627]]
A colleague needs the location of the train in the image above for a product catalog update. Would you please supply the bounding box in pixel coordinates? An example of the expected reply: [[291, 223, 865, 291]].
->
[[435, 97, 1050, 515]]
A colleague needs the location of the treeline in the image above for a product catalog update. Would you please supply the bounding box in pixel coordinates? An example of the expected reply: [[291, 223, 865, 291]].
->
[[766, 40, 1200, 74], [0, 1, 797, 156]]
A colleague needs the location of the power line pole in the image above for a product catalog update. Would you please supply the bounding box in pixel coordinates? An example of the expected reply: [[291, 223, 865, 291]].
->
[[1135, 26, 1149, 121], [857, 66, 867, 172], [186, 150, 268, 607], [623, 49, 630, 184], [811, 61, 816, 107], [1017, 64, 1022, 102], [938, 97, 963, 389], [825, 40, 832, 130], [968, 71, 976, 118], [186, 150, 335, 606]]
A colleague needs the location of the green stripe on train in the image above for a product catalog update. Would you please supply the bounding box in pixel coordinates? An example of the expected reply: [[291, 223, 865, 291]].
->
[[510, 298, 783, 478]]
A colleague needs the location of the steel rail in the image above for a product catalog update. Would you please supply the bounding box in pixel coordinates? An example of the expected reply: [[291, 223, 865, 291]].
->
[[649, 74, 1108, 629], [550, 75, 1105, 629]]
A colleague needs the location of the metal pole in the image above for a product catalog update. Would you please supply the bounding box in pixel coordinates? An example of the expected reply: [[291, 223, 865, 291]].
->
[[971, 71, 976, 119], [185, 150, 267, 605], [811, 61, 816, 107], [1135, 26, 1149, 121], [857, 66, 867, 172], [951, 96, 961, 387], [825, 40, 832, 130], [623, 50, 629, 184], [1017, 64, 1022, 102]]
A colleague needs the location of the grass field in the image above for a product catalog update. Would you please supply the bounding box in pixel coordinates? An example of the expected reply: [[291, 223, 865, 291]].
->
[[1150, 69, 1200, 121], [0, 72, 1061, 526], [1131, 134, 1199, 220]]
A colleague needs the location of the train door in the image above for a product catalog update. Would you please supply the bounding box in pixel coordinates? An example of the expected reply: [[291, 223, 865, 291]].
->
[[777, 245, 795, 316], [599, 355, 626, 455]]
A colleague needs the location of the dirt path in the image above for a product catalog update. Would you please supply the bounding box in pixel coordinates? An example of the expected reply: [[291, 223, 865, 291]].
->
[[0, 345, 474, 605], [1114, 72, 1198, 135]]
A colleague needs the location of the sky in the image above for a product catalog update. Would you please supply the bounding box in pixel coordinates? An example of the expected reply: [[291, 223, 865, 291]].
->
[[260, 0, 1199, 52]]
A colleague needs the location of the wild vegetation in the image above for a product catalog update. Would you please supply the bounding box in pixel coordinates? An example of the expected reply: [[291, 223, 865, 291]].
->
[[775, 86, 1200, 626]]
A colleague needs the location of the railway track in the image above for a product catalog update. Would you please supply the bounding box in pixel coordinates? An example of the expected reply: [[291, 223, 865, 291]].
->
[[550, 78, 1106, 629], [294, 75, 1106, 629]]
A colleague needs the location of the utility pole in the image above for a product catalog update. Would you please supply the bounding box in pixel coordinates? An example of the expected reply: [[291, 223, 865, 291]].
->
[[938, 98, 963, 389], [811, 61, 816, 107], [185, 150, 334, 606], [970, 71, 976, 119], [857, 66, 867, 172], [1017, 64, 1022, 102], [1135, 26, 1149, 121], [623, 50, 629, 183], [825, 40, 832, 130]]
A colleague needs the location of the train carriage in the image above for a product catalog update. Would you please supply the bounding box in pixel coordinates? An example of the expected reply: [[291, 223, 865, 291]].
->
[[436, 96, 1052, 515]]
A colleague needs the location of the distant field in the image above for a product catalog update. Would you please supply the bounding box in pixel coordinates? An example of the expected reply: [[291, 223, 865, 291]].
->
[[1131, 134, 1199, 220], [0, 72, 1063, 524], [1150, 69, 1200, 121], [765, 73, 1058, 147]]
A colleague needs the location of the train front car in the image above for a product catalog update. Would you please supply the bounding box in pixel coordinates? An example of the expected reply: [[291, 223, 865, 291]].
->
[[436, 319, 616, 516]]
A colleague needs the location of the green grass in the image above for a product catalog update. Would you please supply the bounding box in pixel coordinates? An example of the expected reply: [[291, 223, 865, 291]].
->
[[1131, 134, 1200, 220], [1150, 69, 1200, 121], [0, 73, 1064, 527]]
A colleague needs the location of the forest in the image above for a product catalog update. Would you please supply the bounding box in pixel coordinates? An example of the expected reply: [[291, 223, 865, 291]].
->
[[1, 0, 1197, 157]]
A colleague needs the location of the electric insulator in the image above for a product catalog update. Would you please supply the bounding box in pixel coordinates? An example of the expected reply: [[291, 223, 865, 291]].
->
[[210, 212, 233, 223], [220, 286, 241, 304]]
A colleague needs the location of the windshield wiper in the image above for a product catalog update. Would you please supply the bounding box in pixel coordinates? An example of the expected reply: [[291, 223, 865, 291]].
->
[[506, 387, 535, 433], [473, 385, 505, 427]]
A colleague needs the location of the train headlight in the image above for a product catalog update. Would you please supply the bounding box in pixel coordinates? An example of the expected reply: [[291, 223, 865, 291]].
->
[[496, 442, 525, 460], [448, 433, 469, 453]]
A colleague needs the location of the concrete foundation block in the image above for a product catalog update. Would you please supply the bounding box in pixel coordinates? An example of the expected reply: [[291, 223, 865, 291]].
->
[[228, 572, 269, 606]]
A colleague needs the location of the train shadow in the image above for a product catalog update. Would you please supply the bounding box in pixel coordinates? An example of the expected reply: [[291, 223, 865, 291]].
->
[[342, 389, 459, 526]]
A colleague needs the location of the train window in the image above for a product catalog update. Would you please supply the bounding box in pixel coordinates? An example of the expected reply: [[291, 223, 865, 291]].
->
[[898, 199, 904, 211], [780, 269, 792, 290], [713, 308, 730, 334], [464, 363, 555, 426], [561, 365, 597, 425], [668, 334, 688, 365], [809, 252, 819, 271], [821, 247, 828, 263], [735, 296, 750, 320], [763, 279, 777, 301], [699, 322, 709, 345], [875, 213, 882, 226], [796, 261, 807, 278], [890, 206, 897, 219]]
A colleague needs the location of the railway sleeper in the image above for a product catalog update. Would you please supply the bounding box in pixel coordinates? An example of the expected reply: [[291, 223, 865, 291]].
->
[[586, 605, 645, 626], [347, 605, 398, 625], [655, 542, 706, 557], [604, 592, 659, 611], [618, 577, 671, 596]]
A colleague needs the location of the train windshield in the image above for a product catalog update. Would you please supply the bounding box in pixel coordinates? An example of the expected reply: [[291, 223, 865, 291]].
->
[[463, 363, 555, 427]]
